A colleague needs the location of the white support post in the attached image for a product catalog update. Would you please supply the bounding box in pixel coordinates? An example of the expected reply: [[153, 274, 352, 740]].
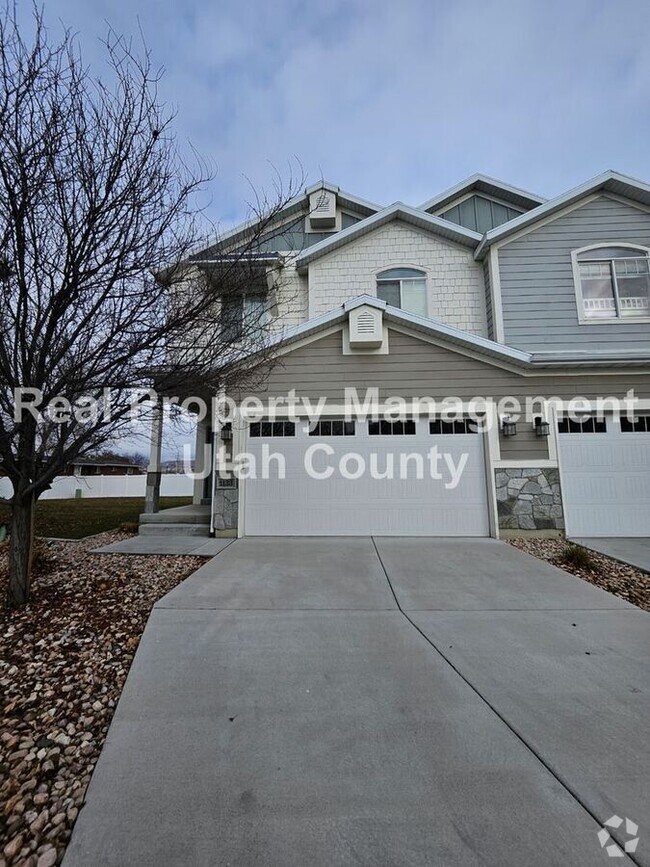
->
[[483, 399, 501, 539], [193, 420, 208, 504], [208, 388, 224, 537], [144, 398, 163, 514]]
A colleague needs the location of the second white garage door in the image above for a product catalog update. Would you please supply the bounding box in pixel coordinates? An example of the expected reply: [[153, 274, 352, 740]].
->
[[242, 417, 489, 536], [559, 414, 650, 537]]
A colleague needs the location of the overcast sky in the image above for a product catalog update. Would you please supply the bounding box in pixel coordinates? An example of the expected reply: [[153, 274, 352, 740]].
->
[[28, 0, 650, 230]]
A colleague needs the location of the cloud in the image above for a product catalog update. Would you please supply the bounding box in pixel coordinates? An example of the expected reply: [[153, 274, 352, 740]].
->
[[21, 0, 650, 224]]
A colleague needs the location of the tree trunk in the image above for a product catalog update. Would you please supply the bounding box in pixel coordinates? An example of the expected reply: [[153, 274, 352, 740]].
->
[[7, 496, 35, 608]]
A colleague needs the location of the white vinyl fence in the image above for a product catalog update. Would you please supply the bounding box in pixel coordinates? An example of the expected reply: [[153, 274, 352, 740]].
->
[[0, 473, 193, 500]]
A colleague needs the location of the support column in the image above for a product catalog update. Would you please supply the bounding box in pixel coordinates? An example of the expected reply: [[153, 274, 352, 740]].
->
[[193, 419, 208, 504], [144, 399, 163, 514]]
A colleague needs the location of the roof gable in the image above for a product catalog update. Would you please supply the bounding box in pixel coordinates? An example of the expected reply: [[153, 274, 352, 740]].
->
[[272, 294, 530, 371], [268, 294, 650, 369], [420, 174, 546, 215], [295, 204, 481, 273], [188, 181, 382, 261], [475, 170, 650, 259]]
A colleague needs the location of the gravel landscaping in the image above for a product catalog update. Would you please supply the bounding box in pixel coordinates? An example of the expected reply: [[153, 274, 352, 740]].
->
[[509, 537, 650, 612], [0, 533, 203, 867]]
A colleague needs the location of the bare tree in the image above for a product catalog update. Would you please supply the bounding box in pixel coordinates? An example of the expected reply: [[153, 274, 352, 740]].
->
[[0, 5, 302, 607]]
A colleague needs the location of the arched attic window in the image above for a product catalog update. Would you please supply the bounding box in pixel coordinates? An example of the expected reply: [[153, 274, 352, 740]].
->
[[574, 245, 650, 321], [376, 268, 427, 317]]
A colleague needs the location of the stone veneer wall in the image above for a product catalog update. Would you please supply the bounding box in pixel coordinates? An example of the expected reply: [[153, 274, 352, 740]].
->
[[496, 468, 564, 531], [214, 487, 238, 531]]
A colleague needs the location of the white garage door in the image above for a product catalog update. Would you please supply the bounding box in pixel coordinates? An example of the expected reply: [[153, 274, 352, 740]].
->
[[243, 417, 489, 536], [559, 414, 650, 537]]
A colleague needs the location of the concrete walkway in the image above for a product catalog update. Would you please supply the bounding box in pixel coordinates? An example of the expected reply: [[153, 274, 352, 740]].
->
[[93, 536, 234, 557], [573, 537, 650, 573], [64, 538, 649, 867]]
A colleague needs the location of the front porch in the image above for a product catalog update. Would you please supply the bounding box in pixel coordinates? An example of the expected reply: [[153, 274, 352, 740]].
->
[[141, 397, 238, 536]]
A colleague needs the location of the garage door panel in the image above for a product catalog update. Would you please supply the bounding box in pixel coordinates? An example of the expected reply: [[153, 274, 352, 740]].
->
[[245, 502, 486, 536], [244, 420, 489, 537], [559, 419, 650, 537]]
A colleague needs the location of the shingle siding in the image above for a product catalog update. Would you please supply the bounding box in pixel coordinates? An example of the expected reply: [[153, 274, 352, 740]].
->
[[498, 195, 650, 352], [272, 262, 308, 330], [308, 221, 488, 335], [483, 258, 494, 340]]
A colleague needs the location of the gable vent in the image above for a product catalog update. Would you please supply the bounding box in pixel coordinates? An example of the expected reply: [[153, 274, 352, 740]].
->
[[349, 305, 383, 349], [356, 311, 376, 333], [309, 189, 337, 229]]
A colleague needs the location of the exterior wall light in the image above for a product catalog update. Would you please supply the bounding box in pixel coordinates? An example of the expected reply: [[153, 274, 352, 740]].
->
[[533, 416, 550, 437], [501, 415, 517, 437]]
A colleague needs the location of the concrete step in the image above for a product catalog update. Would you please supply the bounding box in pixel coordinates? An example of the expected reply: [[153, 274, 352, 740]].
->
[[139, 523, 210, 537], [139, 509, 210, 525]]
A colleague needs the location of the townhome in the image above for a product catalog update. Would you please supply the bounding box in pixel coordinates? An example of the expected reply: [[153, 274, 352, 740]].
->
[[144, 171, 650, 540]]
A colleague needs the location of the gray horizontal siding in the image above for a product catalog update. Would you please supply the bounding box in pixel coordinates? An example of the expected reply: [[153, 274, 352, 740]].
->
[[498, 196, 650, 352], [499, 428, 548, 461], [253, 330, 650, 403]]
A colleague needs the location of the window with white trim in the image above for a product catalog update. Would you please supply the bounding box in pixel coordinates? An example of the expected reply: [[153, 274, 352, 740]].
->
[[575, 246, 650, 320], [376, 268, 427, 317], [249, 421, 295, 437], [429, 418, 478, 434], [221, 294, 270, 341], [309, 420, 356, 436], [557, 417, 607, 434], [368, 420, 416, 435], [620, 414, 650, 433]]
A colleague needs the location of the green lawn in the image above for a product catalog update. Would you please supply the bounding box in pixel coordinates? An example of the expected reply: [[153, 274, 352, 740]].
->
[[0, 497, 192, 539]]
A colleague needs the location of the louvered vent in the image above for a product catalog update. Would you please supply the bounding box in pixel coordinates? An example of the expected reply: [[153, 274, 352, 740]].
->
[[309, 189, 336, 228], [356, 311, 375, 333], [349, 305, 383, 349], [314, 192, 330, 212]]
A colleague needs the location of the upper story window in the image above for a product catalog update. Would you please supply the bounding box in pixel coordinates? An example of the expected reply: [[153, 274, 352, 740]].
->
[[376, 268, 427, 317], [221, 294, 269, 341], [574, 245, 650, 321]]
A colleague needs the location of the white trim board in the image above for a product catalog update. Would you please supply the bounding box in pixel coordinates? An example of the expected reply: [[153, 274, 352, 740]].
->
[[493, 460, 558, 469]]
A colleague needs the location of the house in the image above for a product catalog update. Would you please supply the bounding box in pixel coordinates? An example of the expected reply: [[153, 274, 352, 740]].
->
[[66, 457, 145, 476], [144, 171, 650, 539]]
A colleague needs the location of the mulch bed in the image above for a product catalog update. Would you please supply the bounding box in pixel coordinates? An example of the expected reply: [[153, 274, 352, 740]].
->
[[508, 537, 650, 612], [0, 534, 203, 867]]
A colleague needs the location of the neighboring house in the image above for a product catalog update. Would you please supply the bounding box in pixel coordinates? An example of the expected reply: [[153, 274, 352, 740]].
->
[[160, 459, 195, 474], [66, 458, 145, 476], [148, 171, 650, 539]]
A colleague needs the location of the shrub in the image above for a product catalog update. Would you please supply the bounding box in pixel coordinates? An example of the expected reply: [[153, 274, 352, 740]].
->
[[561, 544, 596, 571]]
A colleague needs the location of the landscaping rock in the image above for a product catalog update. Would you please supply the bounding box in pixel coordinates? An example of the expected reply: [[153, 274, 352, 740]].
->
[[508, 538, 650, 612], [0, 532, 202, 866], [36, 846, 57, 867]]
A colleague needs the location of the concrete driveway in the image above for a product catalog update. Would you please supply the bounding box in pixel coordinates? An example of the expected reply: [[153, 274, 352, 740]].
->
[[64, 538, 649, 867]]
